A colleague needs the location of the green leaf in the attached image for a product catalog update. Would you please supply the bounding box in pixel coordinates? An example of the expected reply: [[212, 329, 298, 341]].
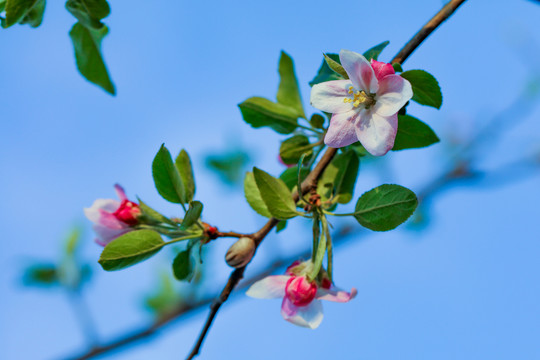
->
[[253, 167, 298, 220], [277, 51, 305, 119], [0, 0, 6, 12], [392, 63, 403, 73], [279, 135, 313, 165], [310, 114, 325, 129], [279, 165, 309, 191], [69, 22, 115, 95], [180, 201, 203, 230], [172, 249, 195, 281], [175, 149, 196, 202], [392, 115, 440, 151], [152, 144, 186, 204], [23, 264, 58, 287], [18, 0, 44, 27], [400, 70, 442, 109], [64, 227, 82, 255], [144, 273, 181, 317], [276, 220, 287, 233], [98, 230, 165, 271], [244, 172, 272, 218], [324, 53, 349, 79], [238, 96, 299, 134], [66, 0, 110, 30], [363, 40, 390, 61], [4, 0, 39, 27], [206, 150, 250, 185], [317, 150, 359, 204], [354, 184, 418, 231], [137, 198, 178, 226], [309, 53, 343, 87]]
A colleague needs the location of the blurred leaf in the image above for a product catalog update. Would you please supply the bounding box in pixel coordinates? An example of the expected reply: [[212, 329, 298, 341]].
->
[[98, 230, 165, 271], [363, 40, 390, 61], [175, 149, 196, 202], [69, 22, 115, 95], [244, 172, 272, 218], [180, 201, 203, 230], [277, 51, 305, 119], [276, 220, 287, 233], [4, 0, 40, 27], [354, 184, 417, 231], [172, 249, 195, 281], [309, 53, 343, 87], [279, 135, 313, 165], [23, 264, 58, 287], [239, 96, 299, 134], [400, 70, 442, 109], [324, 53, 349, 79], [137, 198, 178, 226], [0, 0, 6, 12], [310, 114, 325, 129], [392, 115, 440, 150], [279, 165, 309, 190], [64, 226, 82, 256], [145, 273, 181, 317], [318, 150, 359, 204], [253, 167, 298, 220], [18, 0, 44, 27], [206, 150, 250, 185], [152, 144, 186, 204], [65, 0, 109, 29]]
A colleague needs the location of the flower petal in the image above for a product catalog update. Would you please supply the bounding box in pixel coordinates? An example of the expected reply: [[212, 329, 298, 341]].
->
[[98, 209, 128, 229], [374, 75, 413, 116], [246, 275, 290, 299], [316, 286, 358, 303], [310, 80, 353, 113], [324, 110, 361, 148], [93, 225, 130, 246], [339, 49, 378, 93], [114, 184, 128, 201], [371, 60, 395, 81], [281, 297, 324, 329], [84, 199, 120, 223], [355, 111, 398, 156]]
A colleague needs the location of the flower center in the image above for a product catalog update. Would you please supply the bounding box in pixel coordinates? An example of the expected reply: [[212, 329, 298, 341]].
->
[[343, 86, 376, 109], [285, 276, 318, 307], [113, 200, 141, 226]]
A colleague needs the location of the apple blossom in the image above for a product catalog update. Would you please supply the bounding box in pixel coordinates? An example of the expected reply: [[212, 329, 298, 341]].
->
[[84, 184, 142, 246], [310, 49, 413, 156], [246, 260, 357, 329]]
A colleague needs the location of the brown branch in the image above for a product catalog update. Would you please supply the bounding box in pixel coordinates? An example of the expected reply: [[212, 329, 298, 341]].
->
[[186, 1, 469, 358]]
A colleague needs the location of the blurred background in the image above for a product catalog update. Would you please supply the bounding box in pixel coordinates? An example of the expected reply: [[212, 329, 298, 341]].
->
[[1, 0, 540, 359]]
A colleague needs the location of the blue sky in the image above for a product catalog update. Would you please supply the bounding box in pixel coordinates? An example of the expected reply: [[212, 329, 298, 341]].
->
[[1, 0, 540, 359]]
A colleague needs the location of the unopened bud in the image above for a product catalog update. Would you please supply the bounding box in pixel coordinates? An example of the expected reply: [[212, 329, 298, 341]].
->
[[225, 237, 255, 268]]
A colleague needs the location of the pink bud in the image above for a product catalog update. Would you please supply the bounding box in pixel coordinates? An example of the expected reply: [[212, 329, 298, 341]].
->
[[112, 200, 142, 226], [371, 59, 395, 81], [285, 276, 317, 307]]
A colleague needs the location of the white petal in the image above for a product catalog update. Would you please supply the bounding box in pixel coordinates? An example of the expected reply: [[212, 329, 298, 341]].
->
[[374, 75, 413, 116], [281, 297, 324, 329], [310, 80, 353, 113], [84, 199, 120, 223], [316, 286, 358, 303], [324, 110, 361, 148], [246, 275, 290, 299], [339, 49, 378, 93], [93, 225, 130, 246], [355, 111, 398, 156]]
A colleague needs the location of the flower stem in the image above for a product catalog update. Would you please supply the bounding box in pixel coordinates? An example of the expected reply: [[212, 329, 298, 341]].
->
[[165, 234, 202, 245]]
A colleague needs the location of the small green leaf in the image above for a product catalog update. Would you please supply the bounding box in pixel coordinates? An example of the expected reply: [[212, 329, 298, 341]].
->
[[238, 97, 299, 134], [23, 264, 58, 286], [363, 41, 390, 61], [152, 144, 186, 204], [65, 0, 110, 29], [18, 0, 44, 27], [279, 135, 313, 165], [392, 115, 440, 151], [392, 63, 403, 73], [206, 150, 250, 185], [64, 227, 82, 255], [144, 273, 181, 317], [253, 167, 298, 220], [69, 22, 115, 95], [279, 165, 309, 191], [180, 201, 203, 230], [137, 198, 178, 226], [354, 184, 418, 231], [175, 149, 196, 203], [309, 53, 343, 87], [244, 172, 272, 218], [172, 249, 195, 281], [4, 0, 39, 27], [98, 230, 165, 271], [310, 114, 325, 129], [317, 150, 359, 204], [276, 220, 287, 233], [324, 53, 349, 79], [400, 70, 442, 109], [277, 51, 305, 119]]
